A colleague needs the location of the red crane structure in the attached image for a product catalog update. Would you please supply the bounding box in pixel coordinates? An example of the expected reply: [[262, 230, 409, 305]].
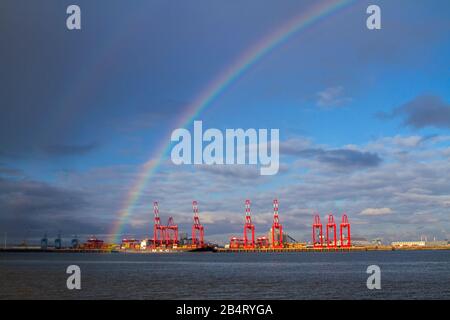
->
[[340, 214, 351, 247], [192, 201, 205, 248], [271, 199, 283, 248], [326, 214, 337, 248], [153, 201, 165, 248], [165, 216, 179, 247], [312, 214, 323, 248], [243, 199, 255, 249]]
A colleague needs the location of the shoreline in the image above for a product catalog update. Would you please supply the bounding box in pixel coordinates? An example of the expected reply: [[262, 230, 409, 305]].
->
[[1, 246, 449, 254]]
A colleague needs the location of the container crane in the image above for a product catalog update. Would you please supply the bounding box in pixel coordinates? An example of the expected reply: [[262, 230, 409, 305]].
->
[[165, 216, 178, 247], [326, 214, 337, 248], [340, 214, 351, 247], [192, 201, 205, 248], [312, 214, 323, 248], [271, 199, 283, 248], [243, 199, 255, 249], [153, 201, 165, 248]]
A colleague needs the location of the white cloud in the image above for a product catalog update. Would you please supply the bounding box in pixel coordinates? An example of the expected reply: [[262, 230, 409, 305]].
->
[[359, 208, 393, 216], [316, 86, 352, 108]]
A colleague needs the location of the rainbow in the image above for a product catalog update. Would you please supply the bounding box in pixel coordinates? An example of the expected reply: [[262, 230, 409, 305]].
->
[[110, 0, 356, 242]]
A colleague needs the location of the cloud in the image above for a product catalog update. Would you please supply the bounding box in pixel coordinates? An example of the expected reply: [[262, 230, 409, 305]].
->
[[382, 135, 424, 148], [395, 192, 450, 208], [196, 164, 261, 180], [281, 139, 382, 169], [114, 100, 188, 133], [42, 143, 99, 156], [279, 137, 312, 154], [3, 133, 450, 244], [311, 149, 382, 168], [316, 86, 352, 108], [0, 176, 102, 241], [0, 165, 22, 177], [381, 95, 450, 129], [360, 208, 393, 216]]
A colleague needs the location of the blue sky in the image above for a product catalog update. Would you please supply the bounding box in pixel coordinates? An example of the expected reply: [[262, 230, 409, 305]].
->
[[1, 0, 450, 244]]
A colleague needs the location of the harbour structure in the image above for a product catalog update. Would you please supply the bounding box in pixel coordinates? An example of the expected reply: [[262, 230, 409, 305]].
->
[[165, 216, 179, 247], [271, 199, 283, 248], [243, 200, 255, 249], [229, 199, 286, 250], [326, 214, 337, 248], [9, 200, 450, 254], [71, 235, 80, 249], [312, 213, 352, 249], [40, 233, 48, 250], [54, 231, 62, 249], [340, 214, 351, 247], [391, 240, 448, 247], [83, 236, 105, 249], [121, 238, 141, 250], [312, 215, 323, 248], [153, 201, 165, 248], [192, 201, 205, 248]]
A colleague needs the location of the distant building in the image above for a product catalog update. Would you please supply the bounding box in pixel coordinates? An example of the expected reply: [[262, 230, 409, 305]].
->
[[71, 237, 79, 249], [179, 233, 191, 246], [140, 239, 150, 250], [40, 234, 48, 250], [391, 241, 426, 247], [371, 238, 383, 246], [84, 237, 104, 249], [351, 237, 372, 247], [54, 232, 62, 249], [424, 241, 448, 247], [266, 228, 295, 245], [180, 232, 188, 240], [121, 238, 140, 250], [391, 240, 449, 247]]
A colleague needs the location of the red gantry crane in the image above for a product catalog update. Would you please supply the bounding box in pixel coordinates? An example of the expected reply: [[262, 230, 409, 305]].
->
[[271, 199, 283, 248], [192, 201, 205, 248], [153, 201, 165, 248], [326, 214, 337, 248], [165, 216, 179, 247], [340, 214, 351, 247], [243, 199, 255, 249], [312, 214, 323, 248]]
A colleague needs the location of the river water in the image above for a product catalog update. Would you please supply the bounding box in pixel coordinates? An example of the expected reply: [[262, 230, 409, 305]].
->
[[0, 250, 449, 299]]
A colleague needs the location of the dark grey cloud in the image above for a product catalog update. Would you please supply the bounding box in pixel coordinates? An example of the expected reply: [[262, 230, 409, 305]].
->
[[0, 2, 184, 159], [0, 176, 104, 242], [196, 164, 261, 180], [42, 142, 99, 156], [114, 100, 188, 133], [0, 165, 22, 177], [310, 149, 382, 168], [281, 141, 382, 169], [380, 95, 450, 129]]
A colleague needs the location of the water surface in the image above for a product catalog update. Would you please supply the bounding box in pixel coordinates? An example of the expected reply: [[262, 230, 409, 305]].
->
[[0, 251, 449, 299]]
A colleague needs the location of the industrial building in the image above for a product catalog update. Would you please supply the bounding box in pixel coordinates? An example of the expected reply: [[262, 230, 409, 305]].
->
[[392, 240, 448, 247]]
